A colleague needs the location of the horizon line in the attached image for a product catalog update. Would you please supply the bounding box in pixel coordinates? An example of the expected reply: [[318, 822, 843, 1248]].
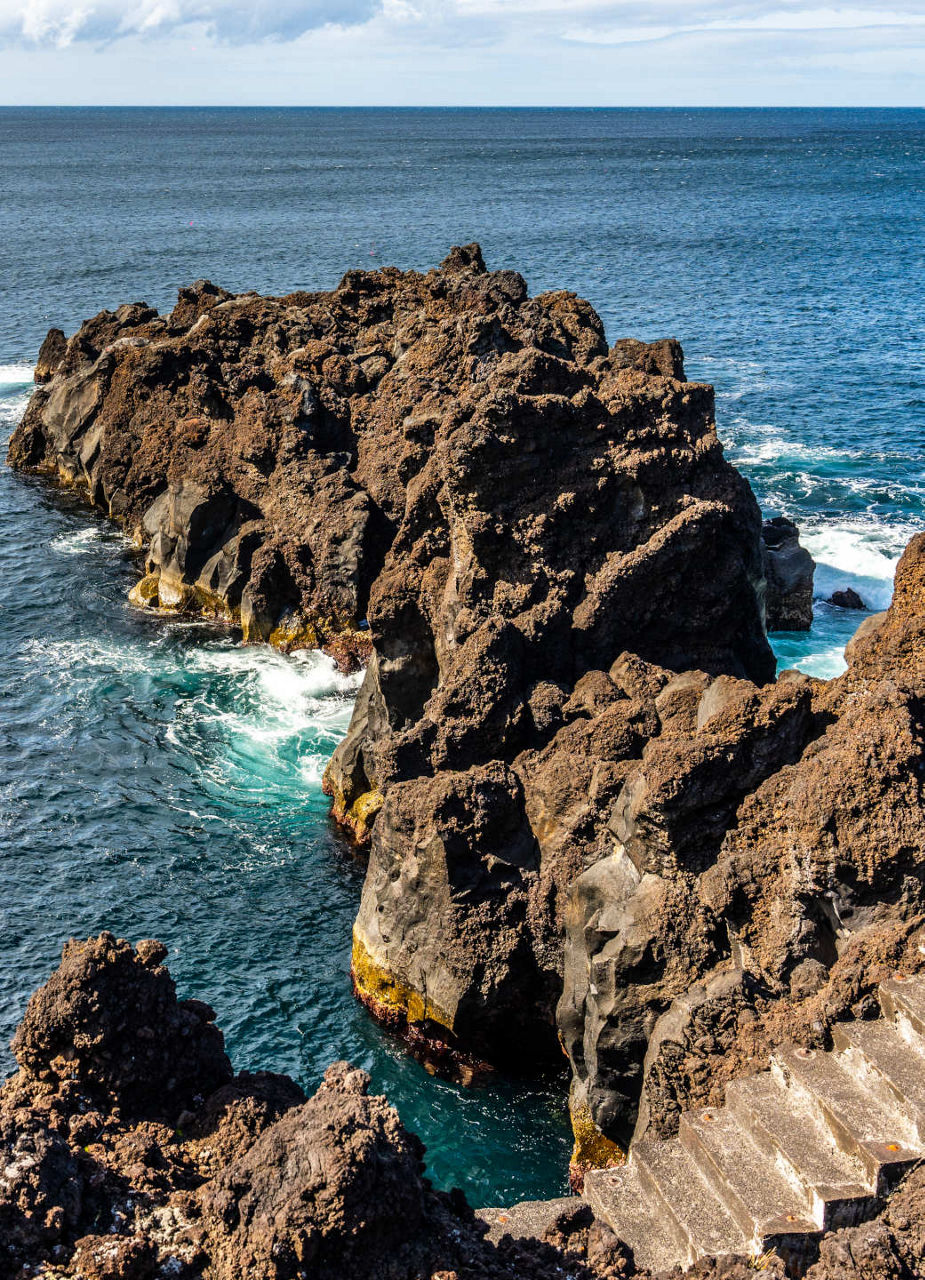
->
[[0, 104, 921, 112], [0, 102, 923, 110]]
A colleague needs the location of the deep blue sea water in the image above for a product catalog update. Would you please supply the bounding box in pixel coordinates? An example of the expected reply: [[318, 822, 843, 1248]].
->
[[0, 108, 922, 1204]]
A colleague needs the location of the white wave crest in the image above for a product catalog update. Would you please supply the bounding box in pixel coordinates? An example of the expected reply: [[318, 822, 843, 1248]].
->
[[172, 643, 361, 796], [778, 639, 851, 681], [50, 527, 108, 555], [186, 645, 360, 718], [724, 419, 919, 468], [19, 635, 158, 679], [801, 519, 916, 612], [0, 364, 35, 390], [20, 634, 360, 797]]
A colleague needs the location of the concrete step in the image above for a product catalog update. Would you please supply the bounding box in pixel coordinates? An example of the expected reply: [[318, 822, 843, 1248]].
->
[[726, 1072, 875, 1229], [572, 988, 925, 1274], [833, 1018, 925, 1143], [476, 1196, 580, 1244], [633, 1135, 750, 1259], [678, 1105, 820, 1251], [773, 1045, 923, 1189], [880, 974, 925, 1040], [583, 1162, 691, 1274]]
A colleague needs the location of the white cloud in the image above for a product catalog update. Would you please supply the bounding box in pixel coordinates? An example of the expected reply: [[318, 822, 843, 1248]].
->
[[565, 6, 925, 45], [2, 0, 925, 55], [0, 0, 382, 45]]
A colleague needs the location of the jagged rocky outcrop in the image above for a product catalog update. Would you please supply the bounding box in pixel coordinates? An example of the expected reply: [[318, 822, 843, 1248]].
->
[[0, 934, 633, 1280], [762, 516, 815, 630], [9, 245, 775, 1081], [561, 533, 925, 1179], [10, 248, 923, 1203], [3, 938, 924, 1278]]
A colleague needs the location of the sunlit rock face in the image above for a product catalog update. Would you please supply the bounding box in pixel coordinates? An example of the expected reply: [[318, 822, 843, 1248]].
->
[[561, 533, 925, 1179]]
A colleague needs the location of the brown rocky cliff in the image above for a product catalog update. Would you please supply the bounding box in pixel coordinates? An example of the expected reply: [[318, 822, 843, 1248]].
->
[[9, 246, 775, 1080], [560, 533, 925, 1172], [0, 936, 644, 1280], [2, 936, 923, 1279]]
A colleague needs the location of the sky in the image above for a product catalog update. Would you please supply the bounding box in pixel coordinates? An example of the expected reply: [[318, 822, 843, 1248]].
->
[[0, 1, 923, 106]]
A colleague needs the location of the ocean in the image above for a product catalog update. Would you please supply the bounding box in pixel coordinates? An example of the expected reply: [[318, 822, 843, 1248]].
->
[[0, 107, 921, 1204]]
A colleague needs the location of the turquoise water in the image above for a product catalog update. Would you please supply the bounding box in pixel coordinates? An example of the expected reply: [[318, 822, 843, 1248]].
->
[[0, 109, 922, 1204], [0, 365, 571, 1204]]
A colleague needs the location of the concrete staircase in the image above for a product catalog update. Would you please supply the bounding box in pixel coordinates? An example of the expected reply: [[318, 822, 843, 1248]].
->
[[582, 975, 925, 1274]]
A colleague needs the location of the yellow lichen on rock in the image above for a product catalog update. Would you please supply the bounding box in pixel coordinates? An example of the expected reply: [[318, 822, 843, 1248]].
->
[[128, 573, 161, 608], [153, 575, 195, 610], [568, 1100, 625, 1192], [347, 789, 384, 843], [351, 929, 453, 1035], [268, 612, 323, 651], [127, 573, 236, 624], [324, 771, 383, 845]]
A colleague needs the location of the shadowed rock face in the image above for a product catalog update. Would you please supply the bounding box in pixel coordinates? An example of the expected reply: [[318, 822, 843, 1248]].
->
[[762, 516, 815, 631], [8, 245, 775, 1077], [8, 246, 772, 678], [6, 250, 925, 1272]]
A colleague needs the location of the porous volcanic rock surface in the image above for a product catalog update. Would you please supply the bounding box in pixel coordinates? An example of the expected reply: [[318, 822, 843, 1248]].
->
[[0, 935, 607, 1280], [4, 937, 923, 1280], [8, 245, 776, 1083], [4, 938, 925, 1279], [562, 533, 925, 1165]]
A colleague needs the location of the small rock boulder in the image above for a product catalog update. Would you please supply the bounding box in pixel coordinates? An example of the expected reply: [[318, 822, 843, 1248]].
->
[[11, 933, 232, 1121], [830, 587, 865, 610]]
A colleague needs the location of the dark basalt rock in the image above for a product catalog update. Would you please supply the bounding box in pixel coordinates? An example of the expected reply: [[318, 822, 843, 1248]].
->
[[762, 516, 815, 630], [3, 935, 925, 1279], [7, 261, 925, 1269], [830, 586, 865, 610], [34, 326, 67, 383], [199, 1061, 435, 1279], [11, 932, 232, 1120]]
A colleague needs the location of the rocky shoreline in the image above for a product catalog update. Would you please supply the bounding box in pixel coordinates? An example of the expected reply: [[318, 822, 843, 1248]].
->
[[1, 935, 923, 1278], [7, 246, 924, 1275]]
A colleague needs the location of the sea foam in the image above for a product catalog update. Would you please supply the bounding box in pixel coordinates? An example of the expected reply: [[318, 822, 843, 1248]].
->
[[0, 364, 34, 390], [801, 519, 911, 612]]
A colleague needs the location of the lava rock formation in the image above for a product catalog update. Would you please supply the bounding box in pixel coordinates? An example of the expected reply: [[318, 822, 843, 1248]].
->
[[9, 247, 923, 1200]]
